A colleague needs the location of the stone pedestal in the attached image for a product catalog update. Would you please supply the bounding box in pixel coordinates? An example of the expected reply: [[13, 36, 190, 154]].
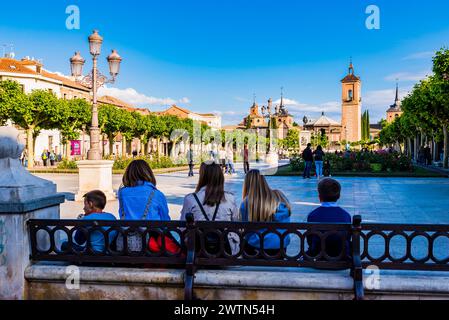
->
[[0, 126, 65, 300], [75, 160, 115, 201]]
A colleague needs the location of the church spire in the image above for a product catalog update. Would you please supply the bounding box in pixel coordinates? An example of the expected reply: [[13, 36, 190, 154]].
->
[[395, 81, 399, 103], [349, 57, 354, 75], [280, 86, 284, 107]]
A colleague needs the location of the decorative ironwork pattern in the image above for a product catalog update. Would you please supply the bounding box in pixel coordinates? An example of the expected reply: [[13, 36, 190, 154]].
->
[[361, 223, 449, 271], [28, 215, 363, 300], [28, 219, 355, 268], [76, 69, 115, 89], [29, 216, 449, 300]]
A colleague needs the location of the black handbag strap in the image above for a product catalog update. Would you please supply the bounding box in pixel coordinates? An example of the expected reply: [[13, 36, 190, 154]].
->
[[193, 193, 220, 221]]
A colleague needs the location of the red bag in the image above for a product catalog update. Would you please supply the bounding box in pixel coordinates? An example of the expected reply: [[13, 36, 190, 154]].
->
[[148, 234, 183, 255]]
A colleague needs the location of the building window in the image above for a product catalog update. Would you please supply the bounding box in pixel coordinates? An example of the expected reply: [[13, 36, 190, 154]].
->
[[63, 94, 67, 100], [20, 84, 25, 93], [348, 90, 353, 101]]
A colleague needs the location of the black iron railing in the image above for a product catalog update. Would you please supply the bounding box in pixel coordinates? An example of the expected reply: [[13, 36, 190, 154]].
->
[[361, 223, 449, 271], [27, 215, 449, 300]]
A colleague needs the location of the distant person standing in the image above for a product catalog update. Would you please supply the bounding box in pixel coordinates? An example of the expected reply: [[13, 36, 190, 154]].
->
[[424, 145, 432, 166], [302, 144, 313, 179], [187, 146, 195, 177], [21, 149, 28, 167], [225, 147, 235, 175], [313, 145, 325, 180], [243, 144, 250, 174], [41, 150, 48, 167], [219, 148, 227, 172], [49, 150, 56, 166]]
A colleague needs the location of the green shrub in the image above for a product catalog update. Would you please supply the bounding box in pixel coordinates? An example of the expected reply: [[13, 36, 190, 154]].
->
[[113, 156, 176, 171], [290, 155, 304, 172], [57, 159, 78, 169]]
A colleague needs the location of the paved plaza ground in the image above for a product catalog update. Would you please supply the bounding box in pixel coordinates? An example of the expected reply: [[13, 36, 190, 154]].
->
[[37, 163, 449, 224]]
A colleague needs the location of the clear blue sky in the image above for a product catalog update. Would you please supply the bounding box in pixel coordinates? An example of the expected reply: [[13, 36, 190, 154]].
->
[[1, 0, 449, 124]]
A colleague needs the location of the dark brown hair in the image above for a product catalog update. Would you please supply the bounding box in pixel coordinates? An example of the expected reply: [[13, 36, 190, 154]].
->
[[122, 160, 157, 187], [196, 162, 225, 206], [318, 178, 341, 202], [83, 190, 107, 210]]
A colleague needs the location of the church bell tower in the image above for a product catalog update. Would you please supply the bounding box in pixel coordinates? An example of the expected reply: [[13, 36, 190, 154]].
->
[[341, 60, 362, 142]]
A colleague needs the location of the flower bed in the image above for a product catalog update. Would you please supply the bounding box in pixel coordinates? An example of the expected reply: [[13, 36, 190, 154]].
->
[[290, 151, 413, 173]]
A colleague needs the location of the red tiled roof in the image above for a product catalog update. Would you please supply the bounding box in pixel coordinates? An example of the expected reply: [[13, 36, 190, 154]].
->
[[341, 74, 360, 83], [0, 58, 37, 74], [0, 58, 89, 91], [98, 95, 132, 108]]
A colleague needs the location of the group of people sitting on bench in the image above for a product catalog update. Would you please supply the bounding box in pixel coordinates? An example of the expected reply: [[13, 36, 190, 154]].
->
[[69, 160, 351, 259]]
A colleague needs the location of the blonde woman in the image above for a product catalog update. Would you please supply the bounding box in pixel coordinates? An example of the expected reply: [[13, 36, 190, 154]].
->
[[240, 170, 291, 255]]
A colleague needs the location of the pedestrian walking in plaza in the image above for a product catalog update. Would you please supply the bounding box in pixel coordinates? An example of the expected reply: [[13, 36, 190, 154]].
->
[[41, 150, 48, 167], [424, 145, 432, 166], [243, 144, 250, 174], [219, 148, 226, 173], [302, 143, 313, 179], [187, 147, 195, 177], [314, 145, 325, 179], [49, 150, 56, 166], [225, 146, 235, 175], [21, 149, 27, 167]]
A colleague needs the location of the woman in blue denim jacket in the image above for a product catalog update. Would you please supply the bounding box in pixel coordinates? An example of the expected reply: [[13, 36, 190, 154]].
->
[[118, 160, 170, 221]]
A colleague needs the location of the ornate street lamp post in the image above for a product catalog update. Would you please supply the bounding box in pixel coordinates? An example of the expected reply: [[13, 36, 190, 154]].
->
[[70, 30, 122, 201], [260, 98, 279, 165], [70, 30, 122, 160]]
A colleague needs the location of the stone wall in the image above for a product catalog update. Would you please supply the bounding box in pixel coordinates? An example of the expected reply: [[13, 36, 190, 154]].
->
[[24, 265, 449, 300]]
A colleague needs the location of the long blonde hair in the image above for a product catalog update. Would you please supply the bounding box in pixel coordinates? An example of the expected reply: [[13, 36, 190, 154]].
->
[[242, 170, 290, 222]]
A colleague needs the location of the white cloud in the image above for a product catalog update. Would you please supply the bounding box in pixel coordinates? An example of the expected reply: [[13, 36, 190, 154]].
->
[[214, 110, 246, 116], [402, 51, 434, 60], [98, 86, 190, 107], [273, 98, 340, 114], [364, 88, 411, 107], [363, 87, 413, 121], [385, 71, 430, 82], [179, 97, 191, 104]]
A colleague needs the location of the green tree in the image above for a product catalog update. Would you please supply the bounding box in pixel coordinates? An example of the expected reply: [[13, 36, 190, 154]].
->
[[58, 98, 91, 158], [282, 129, 300, 151], [0, 80, 26, 126], [361, 110, 371, 141], [119, 109, 136, 156], [98, 104, 129, 156], [311, 132, 329, 149], [432, 48, 449, 168], [10, 90, 61, 168]]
